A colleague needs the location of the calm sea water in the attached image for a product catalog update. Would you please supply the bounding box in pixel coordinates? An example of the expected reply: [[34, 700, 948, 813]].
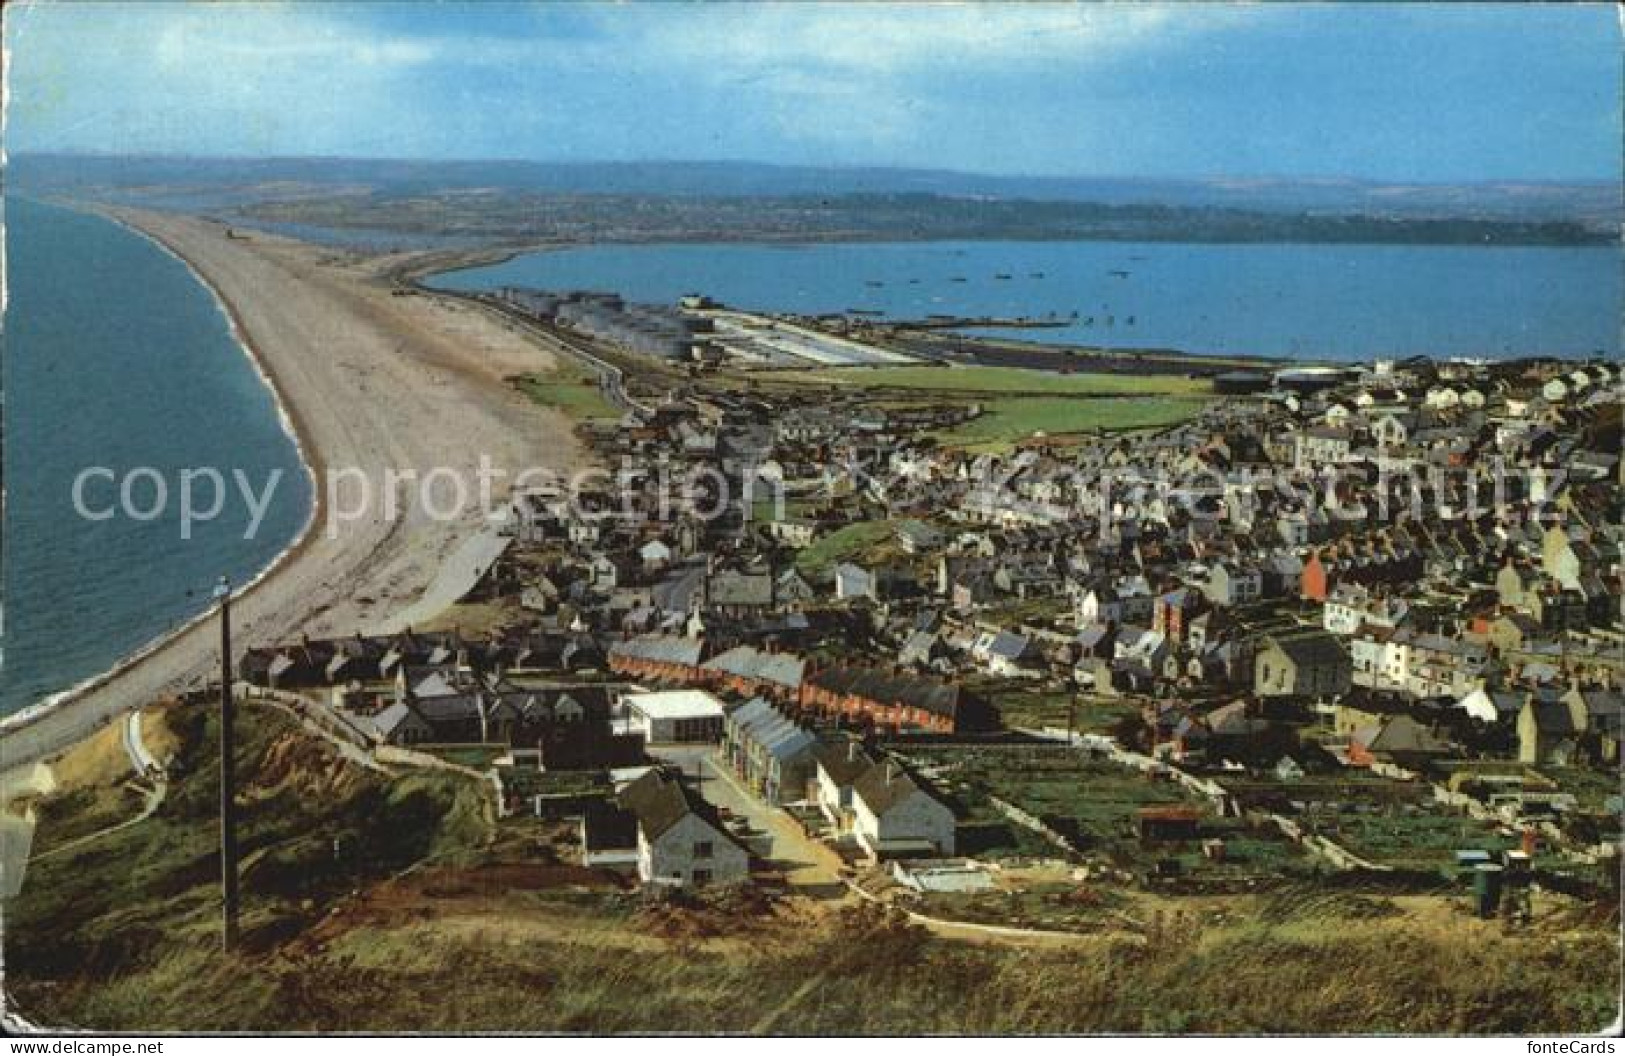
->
[[432, 240, 1622, 360], [1, 199, 311, 716]]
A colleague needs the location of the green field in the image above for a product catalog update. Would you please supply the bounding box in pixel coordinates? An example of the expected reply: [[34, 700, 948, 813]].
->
[[777, 364, 1211, 396], [1314, 811, 1518, 873], [936, 395, 1209, 451], [903, 745, 1195, 853], [972, 681, 1141, 735], [515, 363, 620, 421], [794, 519, 898, 575]]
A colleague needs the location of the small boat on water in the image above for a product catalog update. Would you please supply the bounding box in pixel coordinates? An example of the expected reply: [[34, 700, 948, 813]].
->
[[865, 280, 885, 288], [994, 273, 1012, 280], [951, 276, 968, 283], [1108, 269, 1130, 278], [1030, 271, 1045, 278]]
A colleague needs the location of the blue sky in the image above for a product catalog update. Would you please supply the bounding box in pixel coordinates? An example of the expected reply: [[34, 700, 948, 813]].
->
[[5, 2, 1620, 181]]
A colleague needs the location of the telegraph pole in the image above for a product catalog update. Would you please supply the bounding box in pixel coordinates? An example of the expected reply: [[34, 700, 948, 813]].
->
[[215, 576, 240, 952]]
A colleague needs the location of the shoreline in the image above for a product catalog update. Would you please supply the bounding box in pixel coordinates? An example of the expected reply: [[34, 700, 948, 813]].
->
[[0, 205, 327, 736], [1, 206, 584, 776], [396, 240, 1617, 367]]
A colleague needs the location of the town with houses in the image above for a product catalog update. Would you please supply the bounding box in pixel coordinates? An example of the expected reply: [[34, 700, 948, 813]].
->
[[8, 1, 1624, 1037], [226, 296, 1623, 923]]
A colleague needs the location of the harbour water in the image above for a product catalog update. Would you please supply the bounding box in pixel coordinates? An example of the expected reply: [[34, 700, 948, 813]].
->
[[0, 199, 311, 716], [432, 239, 1622, 361]]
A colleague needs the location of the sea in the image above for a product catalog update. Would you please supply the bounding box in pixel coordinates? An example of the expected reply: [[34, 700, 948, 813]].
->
[[0, 198, 311, 717], [4, 217, 1618, 718], [430, 240, 1623, 361]]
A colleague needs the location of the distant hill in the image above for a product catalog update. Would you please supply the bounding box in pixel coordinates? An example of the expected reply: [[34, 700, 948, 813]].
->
[[9, 153, 1618, 244]]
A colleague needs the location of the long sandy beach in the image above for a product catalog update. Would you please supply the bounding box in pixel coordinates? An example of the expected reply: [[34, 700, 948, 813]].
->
[[0, 210, 586, 774]]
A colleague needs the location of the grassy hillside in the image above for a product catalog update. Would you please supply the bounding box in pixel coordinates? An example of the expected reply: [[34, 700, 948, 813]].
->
[[6, 701, 1617, 1033], [937, 395, 1209, 451], [10, 883, 1617, 1032], [6, 700, 490, 1023]]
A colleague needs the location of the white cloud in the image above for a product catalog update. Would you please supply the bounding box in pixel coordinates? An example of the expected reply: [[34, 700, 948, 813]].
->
[[656, 3, 1189, 74], [1, 0, 1273, 163]]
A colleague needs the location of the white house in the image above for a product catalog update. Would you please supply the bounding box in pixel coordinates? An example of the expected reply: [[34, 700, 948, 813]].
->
[[624, 689, 726, 743], [1350, 626, 1406, 690], [1203, 561, 1261, 608], [616, 769, 748, 889], [835, 562, 878, 601], [1295, 427, 1353, 468], [971, 630, 1034, 677], [1371, 413, 1409, 448], [1424, 386, 1461, 410], [1403, 633, 1489, 699], [1456, 687, 1525, 725], [1077, 586, 1122, 625], [768, 518, 818, 549], [1323, 584, 1408, 636], [813, 739, 875, 829], [850, 760, 956, 859]]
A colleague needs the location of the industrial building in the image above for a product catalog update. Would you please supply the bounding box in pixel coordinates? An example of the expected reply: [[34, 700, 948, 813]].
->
[[498, 286, 717, 362]]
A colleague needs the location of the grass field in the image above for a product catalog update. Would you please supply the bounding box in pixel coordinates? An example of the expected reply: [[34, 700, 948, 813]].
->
[[793, 519, 898, 575], [514, 362, 620, 421], [775, 364, 1211, 396], [17, 887, 1620, 1032], [1314, 811, 1518, 873], [975, 682, 1141, 735], [902, 744, 1321, 883], [936, 395, 1210, 451]]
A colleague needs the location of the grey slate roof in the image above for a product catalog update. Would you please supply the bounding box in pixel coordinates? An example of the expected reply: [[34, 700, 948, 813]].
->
[[610, 634, 704, 667], [703, 645, 806, 689], [708, 570, 775, 607], [813, 739, 875, 786], [1267, 632, 1348, 669], [851, 761, 933, 817]]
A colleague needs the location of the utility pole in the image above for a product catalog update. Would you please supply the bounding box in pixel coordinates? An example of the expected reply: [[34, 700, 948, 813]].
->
[[215, 576, 240, 953]]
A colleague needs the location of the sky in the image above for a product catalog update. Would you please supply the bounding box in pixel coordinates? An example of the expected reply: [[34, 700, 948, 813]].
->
[[4, 1, 1621, 182]]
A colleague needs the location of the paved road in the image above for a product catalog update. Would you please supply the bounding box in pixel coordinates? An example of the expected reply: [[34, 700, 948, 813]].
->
[[649, 744, 845, 897]]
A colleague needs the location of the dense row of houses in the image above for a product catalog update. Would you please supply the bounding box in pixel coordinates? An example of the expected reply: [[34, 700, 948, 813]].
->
[[232, 349, 1619, 891]]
